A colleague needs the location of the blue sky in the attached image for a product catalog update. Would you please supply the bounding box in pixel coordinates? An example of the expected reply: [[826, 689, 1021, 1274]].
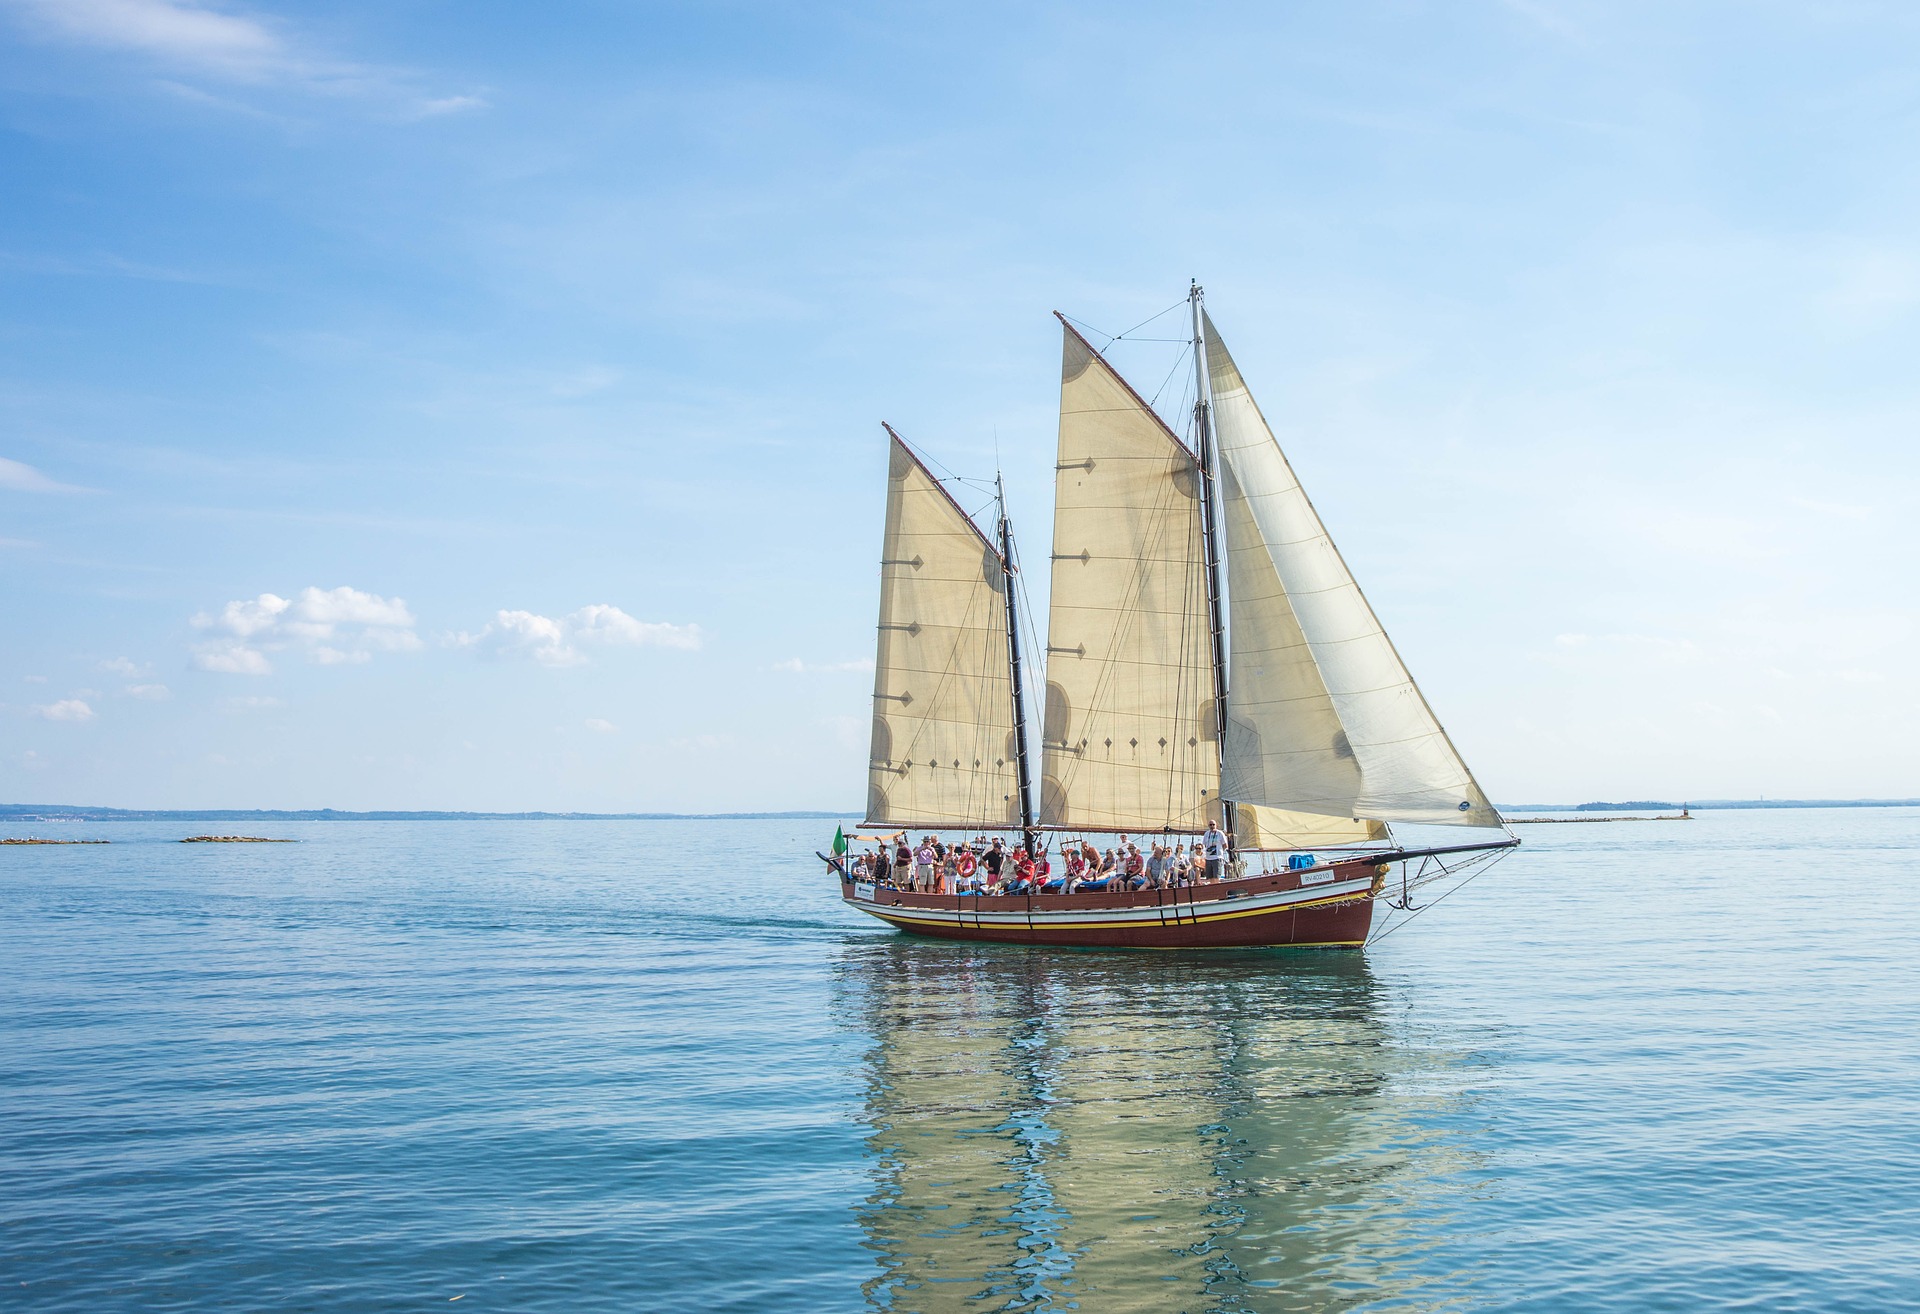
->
[[2, 0, 1916, 810]]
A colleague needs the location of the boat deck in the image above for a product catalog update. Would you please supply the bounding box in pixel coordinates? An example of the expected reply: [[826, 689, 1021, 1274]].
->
[[840, 855, 1386, 948]]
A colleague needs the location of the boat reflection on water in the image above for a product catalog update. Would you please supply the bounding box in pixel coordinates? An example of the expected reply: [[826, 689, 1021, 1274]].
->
[[834, 940, 1488, 1312]]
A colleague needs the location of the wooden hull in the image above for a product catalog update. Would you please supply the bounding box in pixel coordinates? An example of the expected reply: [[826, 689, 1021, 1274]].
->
[[840, 857, 1384, 949]]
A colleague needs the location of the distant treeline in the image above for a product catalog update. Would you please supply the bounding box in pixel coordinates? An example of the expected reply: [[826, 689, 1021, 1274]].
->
[[1500, 799, 1920, 812], [0, 805, 851, 822]]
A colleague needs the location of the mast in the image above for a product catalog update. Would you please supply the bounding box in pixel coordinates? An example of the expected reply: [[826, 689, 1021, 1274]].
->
[[1189, 281, 1237, 854], [997, 473, 1039, 854]]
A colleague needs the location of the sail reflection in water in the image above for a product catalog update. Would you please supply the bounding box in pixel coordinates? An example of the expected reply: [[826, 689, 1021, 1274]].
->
[[835, 942, 1489, 1312]]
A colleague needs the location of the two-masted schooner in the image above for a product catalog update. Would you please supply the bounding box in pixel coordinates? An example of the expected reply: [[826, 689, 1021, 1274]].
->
[[831, 286, 1516, 948]]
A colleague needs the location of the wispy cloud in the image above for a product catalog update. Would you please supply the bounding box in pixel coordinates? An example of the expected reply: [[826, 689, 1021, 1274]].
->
[[0, 248, 232, 284], [191, 585, 421, 674], [416, 94, 487, 117], [2, 0, 489, 114], [125, 683, 171, 700], [0, 456, 88, 493], [98, 656, 145, 677], [455, 605, 701, 668], [583, 717, 616, 734], [6, 0, 280, 77], [35, 698, 96, 722]]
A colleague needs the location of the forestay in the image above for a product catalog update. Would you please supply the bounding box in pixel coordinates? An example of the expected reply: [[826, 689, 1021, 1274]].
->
[[867, 430, 1023, 829], [1038, 323, 1218, 833], [1204, 315, 1501, 828]]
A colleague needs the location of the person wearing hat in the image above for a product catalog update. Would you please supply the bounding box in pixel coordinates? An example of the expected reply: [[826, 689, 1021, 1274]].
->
[[982, 836, 1007, 885], [1202, 820, 1227, 883]]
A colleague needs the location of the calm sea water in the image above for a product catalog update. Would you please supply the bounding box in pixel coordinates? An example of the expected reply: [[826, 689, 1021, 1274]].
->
[[2, 808, 1917, 1311]]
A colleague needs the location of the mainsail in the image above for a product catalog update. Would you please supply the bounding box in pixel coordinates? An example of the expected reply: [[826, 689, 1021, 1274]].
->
[[866, 428, 1023, 829], [1037, 321, 1385, 845], [1037, 322, 1217, 833], [1204, 315, 1500, 828]]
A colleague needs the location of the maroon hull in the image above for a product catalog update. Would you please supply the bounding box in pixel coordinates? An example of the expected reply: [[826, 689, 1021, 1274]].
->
[[841, 857, 1384, 949]]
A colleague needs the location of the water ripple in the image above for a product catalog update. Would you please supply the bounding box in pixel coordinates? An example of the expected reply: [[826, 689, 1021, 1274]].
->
[[3, 811, 1918, 1310]]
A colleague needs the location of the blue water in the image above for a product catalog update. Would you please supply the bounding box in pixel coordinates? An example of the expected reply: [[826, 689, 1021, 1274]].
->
[[2, 808, 1917, 1311]]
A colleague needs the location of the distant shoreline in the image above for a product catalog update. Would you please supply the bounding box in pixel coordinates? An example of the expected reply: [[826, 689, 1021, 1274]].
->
[[1498, 799, 1920, 812], [0, 806, 854, 822], [2, 799, 1914, 823]]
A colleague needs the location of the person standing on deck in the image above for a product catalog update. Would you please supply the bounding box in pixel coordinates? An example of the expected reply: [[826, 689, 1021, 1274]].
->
[[982, 837, 1006, 886], [915, 838, 937, 892], [1202, 821, 1227, 883]]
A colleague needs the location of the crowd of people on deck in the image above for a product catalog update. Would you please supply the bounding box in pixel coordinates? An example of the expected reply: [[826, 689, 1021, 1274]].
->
[[842, 822, 1232, 896]]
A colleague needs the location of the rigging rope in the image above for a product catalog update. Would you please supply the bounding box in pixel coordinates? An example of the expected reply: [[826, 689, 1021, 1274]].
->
[[1365, 847, 1513, 946], [1062, 299, 1189, 348]]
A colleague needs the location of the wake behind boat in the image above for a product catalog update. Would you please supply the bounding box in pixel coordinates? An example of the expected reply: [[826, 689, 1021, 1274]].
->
[[828, 285, 1516, 948]]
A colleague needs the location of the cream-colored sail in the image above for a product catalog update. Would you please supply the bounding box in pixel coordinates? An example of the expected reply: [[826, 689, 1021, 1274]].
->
[[1038, 323, 1218, 833], [1236, 802, 1385, 848], [867, 430, 1023, 829], [1205, 316, 1500, 827]]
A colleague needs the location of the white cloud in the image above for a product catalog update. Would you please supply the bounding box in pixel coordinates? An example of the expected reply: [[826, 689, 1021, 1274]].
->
[[0, 456, 86, 493], [583, 718, 616, 734], [191, 585, 420, 674], [194, 641, 273, 675], [99, 656, 145, 677], [455, 605, 701, 668], [36, 699, 95, 722], [125, 683, 171, 700], [23, 674, 47, 684], [460, 609, 574, 666]]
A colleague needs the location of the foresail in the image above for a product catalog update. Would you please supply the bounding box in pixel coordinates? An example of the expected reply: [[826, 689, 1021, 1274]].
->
[[1039, 322, 1218, 833], [1236, 803, 1386, 848], [1205, 315, 1500, 828], [867, 430, 1023, 830]]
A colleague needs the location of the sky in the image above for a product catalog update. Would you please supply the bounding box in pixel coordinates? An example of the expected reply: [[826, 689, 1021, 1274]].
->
[[2, 0, 1917, 811]]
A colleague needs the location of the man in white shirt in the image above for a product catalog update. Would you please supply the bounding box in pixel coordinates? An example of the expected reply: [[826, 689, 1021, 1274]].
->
[[915, 838, 937, 891], [1202, 821, 1227, 883]]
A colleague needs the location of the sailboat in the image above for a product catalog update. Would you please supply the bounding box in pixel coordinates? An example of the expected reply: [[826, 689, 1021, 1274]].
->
[[832, 285, 1516, 948]]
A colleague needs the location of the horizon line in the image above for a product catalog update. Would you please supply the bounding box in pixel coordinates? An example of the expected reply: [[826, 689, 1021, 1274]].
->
[[4, 798, 1918, 821]]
